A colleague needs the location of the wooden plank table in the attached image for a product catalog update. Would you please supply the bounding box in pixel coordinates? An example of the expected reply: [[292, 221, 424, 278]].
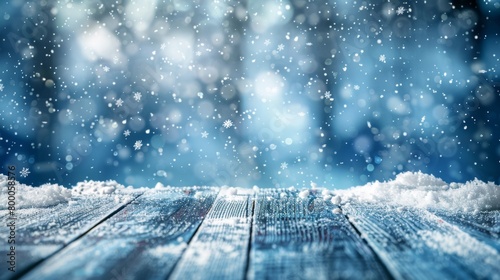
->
[[0, 191, 141, 280], [2, 187, 500, 280]]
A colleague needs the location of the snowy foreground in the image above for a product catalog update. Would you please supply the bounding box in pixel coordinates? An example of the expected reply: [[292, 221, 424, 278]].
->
[[2, 171, 500, 213], [1, 172, 500, 280], [336, 172, 500, 213], [0, 178, 141, 209]]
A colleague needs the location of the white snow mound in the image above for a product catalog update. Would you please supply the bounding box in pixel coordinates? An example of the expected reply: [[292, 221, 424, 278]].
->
[[336, 171, 500, 212], [0, 175, 72, 209], [71, 180, 132, 195], [0, 176, 136, 209]]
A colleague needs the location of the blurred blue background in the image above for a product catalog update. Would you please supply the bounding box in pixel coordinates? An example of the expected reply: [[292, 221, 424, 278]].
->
[[1, 0, 499, 188]]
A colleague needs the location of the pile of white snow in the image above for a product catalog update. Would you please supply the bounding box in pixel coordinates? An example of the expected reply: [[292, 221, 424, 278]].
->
[[71, 180, 134, 195], [0, 175, 72, 209], [0, 175, 136, 209], [336, 171, 500, 212], [2, 172, 499, 212]]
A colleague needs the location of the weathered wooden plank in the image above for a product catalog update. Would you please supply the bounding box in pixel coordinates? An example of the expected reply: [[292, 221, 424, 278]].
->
[[0, 192, 140, 280], [247, 189, 390, 280], [343, 204, 500, 280], [432, 210, 500, 238], [21, 187, 218, 280], [169, 188, 253, 280], [428, 210, 500, 260]]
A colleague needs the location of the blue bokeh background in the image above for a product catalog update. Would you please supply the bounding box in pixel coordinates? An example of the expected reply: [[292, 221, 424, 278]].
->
[[1, 0, 499, 188]]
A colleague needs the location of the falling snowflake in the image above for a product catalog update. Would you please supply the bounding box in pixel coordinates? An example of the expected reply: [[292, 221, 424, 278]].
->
[[264, 39, 271, 46], [379, 54, 386, 63], [20, 167, 30, 178], [396, 6, 405, 15], [0, 84, 4, 91], [123, 129, 131, 137], [103, 66, 110, 72], [353, 85, 360, 90], [115, 98, 124, 107], [133, 140, 143, 150], [160, 43, 166, 50], [222, 119, 233, 129], [324, 91, 332, 99], [195, 51, 202, 56], [133, 92, 142, 102], [201, 131, 209, 138], [277, 44, 285, 51], [280, 162, 288, 170]]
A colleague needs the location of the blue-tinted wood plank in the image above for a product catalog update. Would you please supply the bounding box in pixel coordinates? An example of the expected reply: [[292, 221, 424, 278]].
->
[[21, 187, 218, 280], [0, 192, 140, 280], [432, 210, 500, 238], [169, 188, 253, 280], [428, 209, 500, 264], [344, 204, 500, 280], [247, 189, 390, 280]]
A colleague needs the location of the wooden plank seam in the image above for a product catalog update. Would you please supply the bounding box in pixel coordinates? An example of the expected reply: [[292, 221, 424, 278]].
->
[[162, 188, 223, 279], [339, 204, 397, 280], [10, 192, 144, 280], [243, 197, 256, 280]]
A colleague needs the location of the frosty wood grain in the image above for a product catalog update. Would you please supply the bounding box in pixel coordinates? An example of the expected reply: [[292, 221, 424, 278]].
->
[[21, 188, 218, 280], [169, 188, 253, 280], [432, 210, 500, 238], [247, 189, 390, 280], [343, 204, 500, 280], [0, 193, 139, 280], [430, 210, 500, 254]]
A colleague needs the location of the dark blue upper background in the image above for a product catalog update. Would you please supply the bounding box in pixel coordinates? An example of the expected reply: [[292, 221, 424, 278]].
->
[[1, 0, 499, 188]]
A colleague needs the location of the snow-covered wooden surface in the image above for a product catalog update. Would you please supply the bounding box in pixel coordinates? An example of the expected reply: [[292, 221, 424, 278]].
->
[[2, 187, 500, 280], [0, 191, 140, 280], [248, 189, 389, 280]]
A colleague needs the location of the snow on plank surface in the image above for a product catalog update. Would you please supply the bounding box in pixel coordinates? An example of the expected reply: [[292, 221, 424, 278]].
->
[[4, 174, 500, 280], [336, 171, 500, 213], [343, 204, 500, 280], [169, 187, 253, 280], [430, 210, 500, 254], [432, 210, 500, 238], [247, 189, 390, 280], [0, 192, 139, 280], [21, 188, 218, 280]]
